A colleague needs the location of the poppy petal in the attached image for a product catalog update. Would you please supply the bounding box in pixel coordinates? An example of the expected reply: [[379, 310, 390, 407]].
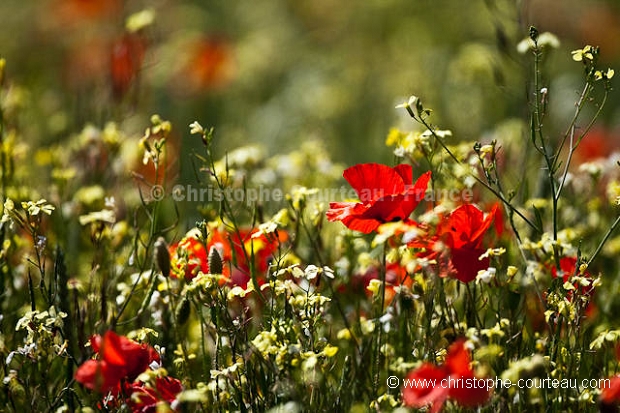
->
[[75, 360, 123, 393], [101, 331, 127, 367], [445, 339, 472, 376], [400, 170, 431, 215], [327, 202, 382, 234], [448, 372, 491, 407], [342, 163, 406, 203], [402, 364, 450, 412], [393, 163, 414, 185]]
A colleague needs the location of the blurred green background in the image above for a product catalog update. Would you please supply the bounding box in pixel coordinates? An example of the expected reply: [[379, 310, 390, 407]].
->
[[1, 0, 619, 175]]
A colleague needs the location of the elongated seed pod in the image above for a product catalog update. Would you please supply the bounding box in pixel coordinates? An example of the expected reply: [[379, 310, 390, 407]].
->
[[154, 237, 171, 277], [175, 296, 191, 325], [208, 246, 223, 275]]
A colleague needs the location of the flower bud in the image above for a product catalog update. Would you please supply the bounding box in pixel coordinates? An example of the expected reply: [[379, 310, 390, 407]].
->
[[208, 246, 223, 275], [154, 237, 171, 276], [175, 296, 191, 326]]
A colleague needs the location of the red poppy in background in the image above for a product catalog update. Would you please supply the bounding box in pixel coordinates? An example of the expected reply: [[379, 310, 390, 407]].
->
[[551, 256, 590, 284], [348, 261, 413, 305], [172, 36, 236, 96], [326, 163, 431, 234], [229, 229, 288, 289], [169, 227, 287, 288], [50, 0, 121, 26], [599, 341, 620, 410], [110, 33, 147, 100], [125, 376, 183, 413], [601, 376, 620, 412], [410, 203, 498, 283], [403, 339, 491, 412], [169, 236, 211, 281], [551, 256, 597, 318], [75, 331, 160, 393], [188, 37, 235, 89], [437, 203, 499, 283]]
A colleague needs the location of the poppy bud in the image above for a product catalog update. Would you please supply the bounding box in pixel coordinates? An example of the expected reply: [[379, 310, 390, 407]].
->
[[208, 246, 223, 275], [154, 237, 170, 276], [175, 296, 191, 326]]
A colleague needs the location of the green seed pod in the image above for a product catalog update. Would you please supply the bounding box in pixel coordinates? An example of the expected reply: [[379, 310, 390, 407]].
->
[[175, 296, 191, 326], [154, 237, 171, 277], [208, 246, 223, 275]]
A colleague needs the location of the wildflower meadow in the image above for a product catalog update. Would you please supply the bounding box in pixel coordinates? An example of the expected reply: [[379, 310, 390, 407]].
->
[[2, 1, 620, 412]]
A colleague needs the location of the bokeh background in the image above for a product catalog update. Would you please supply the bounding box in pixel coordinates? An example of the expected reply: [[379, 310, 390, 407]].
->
[[1, 0, 619, 189]]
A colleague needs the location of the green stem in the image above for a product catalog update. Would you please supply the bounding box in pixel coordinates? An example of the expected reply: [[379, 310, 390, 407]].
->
[[418, 117, 460, 164], [587, 212, 620, 267], [372, 244, 387, 398], [555, 86, 607, 201]]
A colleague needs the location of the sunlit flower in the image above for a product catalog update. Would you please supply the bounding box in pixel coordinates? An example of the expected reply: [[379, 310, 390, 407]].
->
[[476, 267, 496, 284], [326, 163, 431, 234], [413, 204, 499, 283], [22, 199, 55, 216], [571, 45, 595, 62], [516, 32, 560, 53], [189, 121, 204, 135]]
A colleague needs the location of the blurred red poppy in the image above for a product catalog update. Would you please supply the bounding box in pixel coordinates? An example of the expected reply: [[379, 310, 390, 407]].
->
[[75, 331, 160, 393], [327, 163, 431, 234], [124, 376, 183, 413], [551, 256, 597, 317], [169, 227, 287, 288], [551, 257, 582, 284], [110, 33, 147, 100], [172, 36, 236, 95], [408, 204, 499, 283], [600, 376, 620, 411], [169, 236, 211, 281], [436, 203, 499, 283], [228, 229, 288, 289], [50, 0, 121, 26], [402, 339, 491, 412]]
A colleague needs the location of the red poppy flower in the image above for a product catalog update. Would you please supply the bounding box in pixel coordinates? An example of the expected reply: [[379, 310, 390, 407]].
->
[[218, 228, 289, 289], [326, 163, 431, 234], [125, 376, 183, 413], [599, 345, 620, 410], [600, 376, 620, 410], [428, 204, 499, 283], [110, 33, 147, 100], [74, 359, 125, 394], [402, 339, 491, 412], [551, 257, 585, 284], [75, 331, 160, 393], [407, 204, 498, 283], [350, 261, 413, 306], [50, 0, 121, 26], [169, 227, 288, 288], [550, 256, 597, 318], [169, 236, 211, 281], [171, 36, 236, 96], [187, 37, 235, 90]]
